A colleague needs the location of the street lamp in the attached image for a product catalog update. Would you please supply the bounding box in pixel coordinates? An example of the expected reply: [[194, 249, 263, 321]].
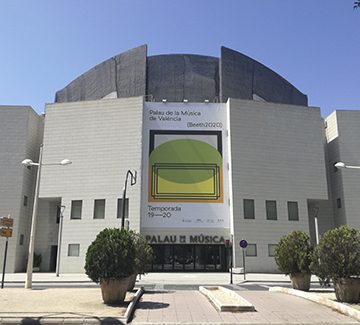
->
[[120, 170, 137, 229], [335, 162, 360, 170], [22, 144, 71, 289]]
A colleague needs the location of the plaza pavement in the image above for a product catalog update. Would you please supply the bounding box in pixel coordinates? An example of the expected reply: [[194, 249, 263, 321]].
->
[[0, 272, 359, 324]]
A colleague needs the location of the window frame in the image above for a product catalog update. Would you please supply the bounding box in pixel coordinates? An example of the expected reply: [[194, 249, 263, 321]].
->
[[266, 200, 277, 220], [287, 201, 299, 221], [245, 243, 257, 257], [68, 244, 80, 257], [243, 199, 255, 219], [93, 199, 106, 219], [70, 200, 82, 220]]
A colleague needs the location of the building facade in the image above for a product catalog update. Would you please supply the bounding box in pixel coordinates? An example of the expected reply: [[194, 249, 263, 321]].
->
[[0, 46, 358, 274]]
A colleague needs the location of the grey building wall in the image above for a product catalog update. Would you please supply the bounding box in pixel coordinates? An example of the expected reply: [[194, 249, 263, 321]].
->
[[55, 45, 147, 103], [38, 97, 143, 272], [228, 99, 328, 272], [0, 106, 42, 272], [147, 54, 219, 103], [326, 110, 360, 229], [220, 47, 308, 106], [55, 45, 307, 107]]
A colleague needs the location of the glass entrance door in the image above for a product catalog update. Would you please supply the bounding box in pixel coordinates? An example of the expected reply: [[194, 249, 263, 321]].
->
[[151, 244, 226, 272]]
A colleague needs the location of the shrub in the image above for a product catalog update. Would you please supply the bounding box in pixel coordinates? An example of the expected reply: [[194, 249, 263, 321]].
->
[[274, 230, 313, 275], [311, 225, 360, 280], [131, 232, 154, 275], [84, 228, 136, 283]]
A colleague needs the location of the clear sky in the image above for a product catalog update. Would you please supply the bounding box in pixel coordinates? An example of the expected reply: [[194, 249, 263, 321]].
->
[[0, 0, 359, 117]]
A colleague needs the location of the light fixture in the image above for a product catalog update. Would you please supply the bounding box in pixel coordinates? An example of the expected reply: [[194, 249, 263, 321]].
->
[[162, 99, 167, 103], [334, 162, 360, 170], [204, 99, 210, 103], [183, 99, 188, 103]]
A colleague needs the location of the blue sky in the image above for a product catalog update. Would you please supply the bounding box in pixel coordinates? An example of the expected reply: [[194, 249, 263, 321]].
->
[[0, 0, 359, 117]]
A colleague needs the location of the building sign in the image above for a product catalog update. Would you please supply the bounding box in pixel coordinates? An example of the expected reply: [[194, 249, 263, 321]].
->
[[145, 234, 226, 244], [0, 216, 13, 238], [141, 103, 230, 229]]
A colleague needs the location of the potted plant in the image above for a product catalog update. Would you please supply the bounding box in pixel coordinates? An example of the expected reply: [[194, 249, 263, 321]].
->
[[127, 232, 154, 291], [311, 225, 360, 303], [84, 228, 136, 304], [33, 253, 42, 272], [274, 230, 313, 291]]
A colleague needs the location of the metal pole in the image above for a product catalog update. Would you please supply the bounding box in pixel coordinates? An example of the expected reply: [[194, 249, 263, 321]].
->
[[313, 207, 320, 245], [1, 238, 9, 289], [56, 206, 65, 277], [242, 249, 246, 281], [121, 186, 127, 229], [120, 170, 137, 229], [230, 245, 233, 284], [25, 145, 43, 289]]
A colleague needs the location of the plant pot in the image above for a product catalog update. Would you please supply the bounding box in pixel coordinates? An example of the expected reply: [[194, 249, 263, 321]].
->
[[290, 273, 311, 291], [100, 277, 130, 304], [127, 273, 137, 291], [333, 278, 360, 303]]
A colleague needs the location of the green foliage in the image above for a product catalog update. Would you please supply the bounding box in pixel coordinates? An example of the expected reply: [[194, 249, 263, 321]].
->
[[84, 228, 136, 283], [274, 231, 313, 275], [311, 225, 360, 281], [131, 232, 154, 275]]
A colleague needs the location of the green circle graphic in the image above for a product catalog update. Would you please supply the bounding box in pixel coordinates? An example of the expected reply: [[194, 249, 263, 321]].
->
[[149, 139, 222, 184]]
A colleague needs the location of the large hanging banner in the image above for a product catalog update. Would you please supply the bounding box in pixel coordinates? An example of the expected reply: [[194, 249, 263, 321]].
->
[[141, 102, 230, 229]]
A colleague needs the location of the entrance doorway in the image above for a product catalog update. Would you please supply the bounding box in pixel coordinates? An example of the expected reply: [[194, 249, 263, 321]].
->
[[49, 245, 57, 272], [151, 244, 227, 271]]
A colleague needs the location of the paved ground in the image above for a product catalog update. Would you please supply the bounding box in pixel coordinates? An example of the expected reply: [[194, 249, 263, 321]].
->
[[132, 290, 358, 325], [0, 272, 359, 324]]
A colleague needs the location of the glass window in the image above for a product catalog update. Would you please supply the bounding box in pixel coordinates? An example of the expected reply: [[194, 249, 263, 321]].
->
[[70, 200, 82, 219], [287, 201, 299, 221], [243, 199, 255, 219], [246, 244, 257, 257], [23, 196, 28, 206], [93, 199, 105, 219], [117, 198, 129, 219], [19, 234, 24, 246], [268, 244, 277, 257], [266, 200, 277, 220], [337, 198, 342, 209], [68, 244, 80, 257]]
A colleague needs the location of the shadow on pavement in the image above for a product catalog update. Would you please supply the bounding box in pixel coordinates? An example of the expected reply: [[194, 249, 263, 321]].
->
[[136, 301, 170, 310]]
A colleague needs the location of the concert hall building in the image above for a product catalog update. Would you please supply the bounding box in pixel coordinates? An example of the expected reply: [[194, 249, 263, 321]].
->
[[1, 45, 359, 273]]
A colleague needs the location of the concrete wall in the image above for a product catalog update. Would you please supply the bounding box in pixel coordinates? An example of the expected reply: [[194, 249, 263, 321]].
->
[[39, 97, 143, 273], [326, 110, 360, 229], [228, 99, 328, 272], [0, 106, 42, 272]]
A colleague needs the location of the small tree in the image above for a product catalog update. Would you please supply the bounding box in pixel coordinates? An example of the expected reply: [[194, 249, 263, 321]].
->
[[311, 225, 360, 280], [84, 228, 136, 283], [132, 232, 154, 275], [274, 230, 313, 276], [311, 225, 360, 302]]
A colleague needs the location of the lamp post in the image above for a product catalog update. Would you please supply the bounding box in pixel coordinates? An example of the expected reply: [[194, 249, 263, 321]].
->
[[335, 162, 360, 170], [120, 170, 137, 229], [22, 144, 71, 289]]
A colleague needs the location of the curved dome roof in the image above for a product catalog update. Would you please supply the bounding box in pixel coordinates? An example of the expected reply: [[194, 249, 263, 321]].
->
[[55, 45, 307, 106]]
